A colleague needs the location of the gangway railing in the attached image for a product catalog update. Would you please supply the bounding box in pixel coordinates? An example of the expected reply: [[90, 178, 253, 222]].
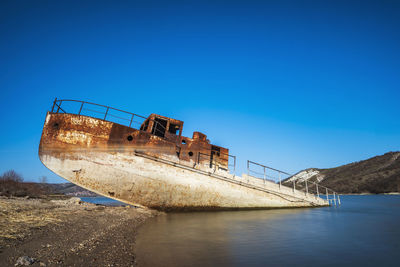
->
[[247, 160, 340, 206], [247, 160, 291, 189]]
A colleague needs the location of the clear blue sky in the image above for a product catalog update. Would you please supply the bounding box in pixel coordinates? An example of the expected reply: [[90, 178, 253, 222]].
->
[[1, 0, 399, 183]]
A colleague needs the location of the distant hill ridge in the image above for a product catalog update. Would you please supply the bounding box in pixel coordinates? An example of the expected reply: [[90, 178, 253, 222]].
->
[[283, 152, 400, 194], [48, 183, 98, 196]]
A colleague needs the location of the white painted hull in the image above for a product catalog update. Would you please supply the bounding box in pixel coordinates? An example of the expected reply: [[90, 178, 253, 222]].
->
[[40, 151, 327, 210]]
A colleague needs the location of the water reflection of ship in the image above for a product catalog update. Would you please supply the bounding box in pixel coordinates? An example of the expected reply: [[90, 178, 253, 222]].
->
[[135, 209, 309, 266]]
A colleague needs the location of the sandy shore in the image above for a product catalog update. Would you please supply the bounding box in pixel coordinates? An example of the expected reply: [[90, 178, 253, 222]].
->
[[0, 197, 158, 266]]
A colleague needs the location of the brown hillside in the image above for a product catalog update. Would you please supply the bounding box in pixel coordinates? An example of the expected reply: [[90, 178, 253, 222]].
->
[[284, 152, 400, 194]]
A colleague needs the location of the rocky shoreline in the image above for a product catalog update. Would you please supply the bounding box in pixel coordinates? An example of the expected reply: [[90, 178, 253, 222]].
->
[[0, 197, 158, 266]]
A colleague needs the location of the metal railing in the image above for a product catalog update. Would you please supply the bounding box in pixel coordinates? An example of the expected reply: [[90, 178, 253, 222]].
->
[[247, 160, 340, 206], [247, 160, 290, 188], [51, 98, 168, 134], [197, 152, 236, 174]]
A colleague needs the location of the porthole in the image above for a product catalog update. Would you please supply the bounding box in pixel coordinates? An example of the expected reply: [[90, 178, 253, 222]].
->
[[182, 139, 186, 144], [188, 151, 193, 157], [53, 122, 59, 129], [127, 135, 133, 141]]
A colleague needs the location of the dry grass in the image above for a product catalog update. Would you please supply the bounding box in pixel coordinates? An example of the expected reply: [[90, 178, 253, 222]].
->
[[0, 198, 81, 244]]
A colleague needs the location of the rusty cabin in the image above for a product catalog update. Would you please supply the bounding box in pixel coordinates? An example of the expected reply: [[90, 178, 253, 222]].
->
[[137, 113, 230, 170]]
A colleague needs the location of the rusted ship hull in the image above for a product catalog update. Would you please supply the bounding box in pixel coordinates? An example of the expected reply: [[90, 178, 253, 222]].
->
[[39, 111, 328, 210]]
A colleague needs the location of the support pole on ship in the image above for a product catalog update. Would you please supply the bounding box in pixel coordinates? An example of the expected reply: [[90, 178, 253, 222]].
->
[[78, 102, 84, 115], [279, 172, 281, 190], [104, 107, 109, 120], [338, 194, 341, 205], [56, 100, 62, 113], [129, 114, 134, 128], [326, 188, 329, 205], [233, 156, 236, 174], [51, 97, 57, 112], [263, 167, 266, 184], [247, 161, 250, 183], [333, 192, 337, 206]]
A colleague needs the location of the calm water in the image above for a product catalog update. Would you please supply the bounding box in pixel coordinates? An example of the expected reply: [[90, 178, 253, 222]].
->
[[136, 195, 400, 267], [80, 196, 125, 206]]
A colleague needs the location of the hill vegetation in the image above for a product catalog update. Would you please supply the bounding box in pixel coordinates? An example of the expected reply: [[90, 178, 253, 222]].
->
[[0, 170, 49, 197], [283, 152, 400, 194], [0, 170, 97, 197]]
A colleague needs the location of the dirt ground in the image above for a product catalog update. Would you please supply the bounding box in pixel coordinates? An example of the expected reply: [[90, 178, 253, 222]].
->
[[0, 197, 158, 266]]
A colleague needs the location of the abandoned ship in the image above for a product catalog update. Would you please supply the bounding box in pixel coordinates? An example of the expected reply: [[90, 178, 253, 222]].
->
[[39, 99, 337, 210]]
